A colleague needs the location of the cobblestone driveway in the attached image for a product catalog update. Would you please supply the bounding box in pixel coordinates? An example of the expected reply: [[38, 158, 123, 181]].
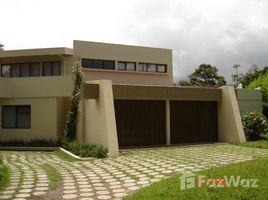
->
[[1, 144, 268, 200]]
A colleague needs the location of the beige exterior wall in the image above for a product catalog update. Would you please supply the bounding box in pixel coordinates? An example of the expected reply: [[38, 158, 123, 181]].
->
[[218, 86, 246, 143], [80, 80, 119, 157], [0, 98, 59, 141], [0, 55, 74, 77], [73, 40, 173, 86], [0, 76, 73, 98], [236, 89, 262, 113]]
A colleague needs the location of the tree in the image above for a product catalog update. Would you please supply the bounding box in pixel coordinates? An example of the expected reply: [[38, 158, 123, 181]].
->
[[64, 62, 83, 140], [178, 80, 191, 86], [239, 64, 261, 87], [231, 64, 241, 86], [189, 64, 226, 86]]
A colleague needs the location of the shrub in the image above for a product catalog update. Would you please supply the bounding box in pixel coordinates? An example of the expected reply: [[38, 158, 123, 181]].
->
[[242, 111, 268, 141], [61, 138, 108, 158], [0, 139, 60, 147]]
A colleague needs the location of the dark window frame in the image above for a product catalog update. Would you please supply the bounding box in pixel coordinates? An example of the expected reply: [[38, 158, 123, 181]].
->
[[42, 61, 61, 76], [2, 105, 31, 129], [81, 59, 115, 70], [0, 62, 41, 78], [138, 63, 167, 73], [118, 61, 136, 71]]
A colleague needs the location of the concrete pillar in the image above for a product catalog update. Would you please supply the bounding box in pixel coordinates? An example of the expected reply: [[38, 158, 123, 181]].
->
[[165, 99, 171, 145], [83, 80, 119, 157], [218, 86, 246, 143]]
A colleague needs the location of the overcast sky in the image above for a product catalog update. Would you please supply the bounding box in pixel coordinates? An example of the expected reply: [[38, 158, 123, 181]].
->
[[1, 0, 268, 83]]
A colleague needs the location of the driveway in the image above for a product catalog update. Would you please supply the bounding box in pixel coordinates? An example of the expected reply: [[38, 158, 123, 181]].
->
[[1, 144, 268, 200]]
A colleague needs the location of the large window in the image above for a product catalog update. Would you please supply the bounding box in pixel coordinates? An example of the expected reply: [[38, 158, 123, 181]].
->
[[118, 62, 136, 71], [81, 59, 115, 70], [43, 62, 61, 76], [138, 63, 167, 73], [2, 105, 31, 129], [1, 63, 40, 77]]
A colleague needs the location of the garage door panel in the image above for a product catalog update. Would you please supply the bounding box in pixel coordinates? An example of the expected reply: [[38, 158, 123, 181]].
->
[[170, 101, 218, 144], [115, 100, 166, 147]]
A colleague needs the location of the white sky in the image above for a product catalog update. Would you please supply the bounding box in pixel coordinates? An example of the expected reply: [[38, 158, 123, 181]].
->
[[1, 0, 268, 83]]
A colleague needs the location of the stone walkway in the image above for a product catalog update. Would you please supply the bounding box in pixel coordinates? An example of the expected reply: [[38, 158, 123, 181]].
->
[[1, 144, 268, 200]]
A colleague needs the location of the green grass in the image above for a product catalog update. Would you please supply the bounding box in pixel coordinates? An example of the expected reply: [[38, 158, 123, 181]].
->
[[238, 141, 268, 149], [41, 164, 62, 190], [0, 165, 9, 191], [52, 151, 78, 162], [125, 158, 268, 200]]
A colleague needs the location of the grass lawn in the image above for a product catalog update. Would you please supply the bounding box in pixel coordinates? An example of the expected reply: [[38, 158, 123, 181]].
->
[[41, 164, 62, 190], [0, 155, 9, 191], [238, 140, 268, 149], [52, 151, 78, 162], [125, 157, 268, 200]]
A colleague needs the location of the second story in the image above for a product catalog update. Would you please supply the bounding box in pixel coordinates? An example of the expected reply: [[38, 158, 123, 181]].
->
[[0, 40, 173, 98]]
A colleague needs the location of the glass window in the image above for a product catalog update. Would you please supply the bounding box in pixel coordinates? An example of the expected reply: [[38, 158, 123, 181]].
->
[[81, 59, 92, 68], [2, 106, 16, 128], [52, 62, 60, 76], [43, 62, 52, 76], [30, 63, 40, 77], [148, 64, 157, 72], [21, 63, 30, 77], [157, 65, 166, 73], [92, 60, 103, 69], [118, 62, 126, 70], [138, 63, 147, 72], [103, 61, 114, 70], [11, 64, 20, 77], [16, 106, 31, 128], [2, 105, 31, 129], [126, 62, 136, 71], [1, 65, 11, 77]]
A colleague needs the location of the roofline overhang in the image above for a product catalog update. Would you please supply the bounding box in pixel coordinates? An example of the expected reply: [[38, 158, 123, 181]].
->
[[0, 47, 73, 58]]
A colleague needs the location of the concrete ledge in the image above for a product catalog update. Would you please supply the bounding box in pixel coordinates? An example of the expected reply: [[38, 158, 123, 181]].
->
[[0, 146, 58, 151], [59, 147, 94, 161]]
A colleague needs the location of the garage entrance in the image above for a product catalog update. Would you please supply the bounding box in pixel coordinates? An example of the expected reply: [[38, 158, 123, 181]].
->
[[170, 101, 218, 144], [114, 100, 166, 148]]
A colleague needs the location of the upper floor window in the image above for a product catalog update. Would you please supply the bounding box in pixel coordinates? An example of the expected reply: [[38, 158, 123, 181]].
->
[[1, 63, 41, 78], [118, 62, 136, 71], [43, 62, 61, 76], [2, 105, 31, 129], [138, 63, 167, 73], [0, 61, 61, 78], [81, 59, 115, 70]]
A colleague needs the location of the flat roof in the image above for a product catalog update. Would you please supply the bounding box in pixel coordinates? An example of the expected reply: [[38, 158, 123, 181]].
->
[[0, 47, 73, 58]]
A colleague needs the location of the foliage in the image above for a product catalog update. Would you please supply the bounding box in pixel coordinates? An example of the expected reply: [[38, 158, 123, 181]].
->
[[247, 71, 268, 118], [231, 64, 243, 86], [125, 157, 268, 200], [239, 64, 262, 87], [178, 80, 192, 86], [0, 155, 9, 191], [0, 139, 60, 147], [41, 164, 62, 190], [241, 111, 268, 141], [64, 62, 84, 140], [62, 138, 108, 158], [189, 64, 226, 86], [239, 140, 268, 149]]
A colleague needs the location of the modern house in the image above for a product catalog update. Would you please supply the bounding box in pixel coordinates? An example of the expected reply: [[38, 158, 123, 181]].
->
[[0, 40, 245, 156]]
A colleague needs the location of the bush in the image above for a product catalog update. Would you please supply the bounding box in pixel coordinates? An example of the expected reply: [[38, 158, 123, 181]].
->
[[0, 139, 60, 147], [242, 111, 268, 141], [62, 138, 108, 158]]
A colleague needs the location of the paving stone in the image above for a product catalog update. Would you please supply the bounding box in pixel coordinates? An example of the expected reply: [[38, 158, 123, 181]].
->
[[63, 194, 78, 199]]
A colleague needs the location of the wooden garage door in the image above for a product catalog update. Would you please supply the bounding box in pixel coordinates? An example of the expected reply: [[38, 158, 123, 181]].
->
[[114, 100, 166, 147], [170, 101, 218, 144]]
